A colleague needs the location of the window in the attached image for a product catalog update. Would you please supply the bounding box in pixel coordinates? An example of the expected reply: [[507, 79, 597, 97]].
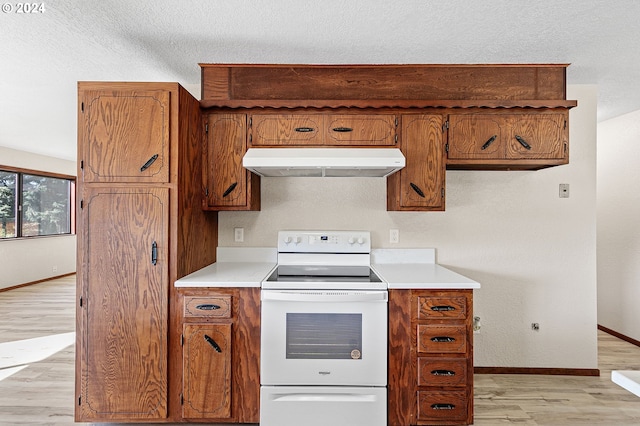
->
[[0, 168, 75, 239]]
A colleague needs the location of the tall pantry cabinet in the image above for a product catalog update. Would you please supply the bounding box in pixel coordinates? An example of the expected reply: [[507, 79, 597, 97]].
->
[[75, 82, 218, 422]]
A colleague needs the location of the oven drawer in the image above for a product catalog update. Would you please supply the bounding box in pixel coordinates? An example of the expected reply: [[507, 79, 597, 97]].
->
[[417, 390, 468, 422], [184, 295, 232, 318], [417, 358, 467, 387], [417, 295, 468, 320], [417, 325, 467, 354]]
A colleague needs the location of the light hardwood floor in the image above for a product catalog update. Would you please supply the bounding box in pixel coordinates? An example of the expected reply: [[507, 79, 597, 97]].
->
[[0, 275, 639, 425]]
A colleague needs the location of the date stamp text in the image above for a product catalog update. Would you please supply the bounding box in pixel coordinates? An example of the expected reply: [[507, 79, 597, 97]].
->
[[2, 3, 46, 13]]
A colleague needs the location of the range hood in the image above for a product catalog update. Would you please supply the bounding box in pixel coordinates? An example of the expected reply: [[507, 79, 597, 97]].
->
[[242, 148, 405, 177]]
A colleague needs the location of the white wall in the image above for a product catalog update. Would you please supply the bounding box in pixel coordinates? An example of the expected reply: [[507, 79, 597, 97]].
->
[[597, 109, 640, 342], [0, 147, 77, 290], [219, 85, 598, 369]]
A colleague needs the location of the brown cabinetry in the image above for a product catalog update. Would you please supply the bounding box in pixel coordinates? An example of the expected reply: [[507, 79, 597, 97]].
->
[[202, 113, 260, 210], [76, 82, 218, 423], [249, 113, 397, 146], [387, 114, 446, 211], [388, 289, 474, 425], [447, 111, 569, 169], [179, 288, 261, 423]]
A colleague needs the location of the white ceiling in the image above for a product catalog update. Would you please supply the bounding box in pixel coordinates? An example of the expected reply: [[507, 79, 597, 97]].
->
[[2, 0, 639, 162]]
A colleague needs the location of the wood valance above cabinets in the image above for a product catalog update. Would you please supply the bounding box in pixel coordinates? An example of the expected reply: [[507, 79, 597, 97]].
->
[[199, 64, 577, 212]]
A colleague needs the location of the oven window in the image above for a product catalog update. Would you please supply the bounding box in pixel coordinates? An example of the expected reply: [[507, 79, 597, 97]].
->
[[286, 313, 362, 360]]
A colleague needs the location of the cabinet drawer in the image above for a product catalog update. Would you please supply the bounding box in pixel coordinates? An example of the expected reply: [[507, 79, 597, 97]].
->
[[418, 358, 467, 387], [184, 296, 232, 318], [250, 114, 323, 146], [417, 295, 468, 320], [417, 325, 467, 354], [417, 390, 468, 422], [325, 114, 396, 145]]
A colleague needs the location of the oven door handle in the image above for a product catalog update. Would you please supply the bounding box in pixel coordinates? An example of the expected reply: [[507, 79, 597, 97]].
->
[[261, 291, 387, 303]]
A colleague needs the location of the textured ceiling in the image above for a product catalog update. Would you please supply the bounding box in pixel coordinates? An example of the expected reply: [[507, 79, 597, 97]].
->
[[2, 0, 639, 161]]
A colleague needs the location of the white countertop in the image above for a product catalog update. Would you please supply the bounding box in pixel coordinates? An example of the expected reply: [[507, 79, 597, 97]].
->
[[174, 247, 276, 288], [175, 247, 480, 290], [612, 370, 640, 397]]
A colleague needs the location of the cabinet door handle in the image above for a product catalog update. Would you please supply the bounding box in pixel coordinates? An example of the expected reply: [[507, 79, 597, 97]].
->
[[294, 127, 315, 133], [431, 305, 455, 312], [410, 183, 426, 198], [431, 403, 456, 410], [331, 127, 353, 133], [222, 182, 238, 197], [140, 154, 159, 172], [151, 241, 158, 265], [481, 135, 497, 150], [431, 369, 456, 376], [204, 334, 222, 353], [515, 135, 532, 150], [431, 336, 456, 343], [196, 304, 221, 311]]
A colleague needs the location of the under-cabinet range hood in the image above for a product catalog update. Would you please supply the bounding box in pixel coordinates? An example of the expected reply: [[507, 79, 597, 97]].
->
[[242, 148, 405, 177]]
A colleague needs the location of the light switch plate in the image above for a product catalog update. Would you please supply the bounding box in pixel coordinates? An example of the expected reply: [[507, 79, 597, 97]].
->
[[559, 183, 570, 198]]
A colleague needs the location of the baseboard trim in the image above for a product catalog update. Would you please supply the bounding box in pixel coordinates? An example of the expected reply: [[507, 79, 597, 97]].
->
[[598, 324, 640, 347], [475, 367, 600, 376], [0, 272, 76, 293]]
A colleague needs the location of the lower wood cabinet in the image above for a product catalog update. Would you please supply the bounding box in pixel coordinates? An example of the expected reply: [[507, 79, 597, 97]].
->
[[389, 289, 474, 426], [179, 287, 261, 423]]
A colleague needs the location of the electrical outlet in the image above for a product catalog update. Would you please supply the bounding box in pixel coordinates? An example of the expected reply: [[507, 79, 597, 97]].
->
[[234, 227, 244, 243], [559, 183, 570, 198], [390, 229, 399, 244], [52, 265, 58, 273], [473, 316, 481, 333]]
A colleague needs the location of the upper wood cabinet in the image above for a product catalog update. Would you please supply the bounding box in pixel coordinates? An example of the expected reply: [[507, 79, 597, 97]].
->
[[249, 113, 397, 146], [387, 114, 446, 211], [447, 111, 569, 169], [202, 113, 260, 211], [80, 89, 170, 183]]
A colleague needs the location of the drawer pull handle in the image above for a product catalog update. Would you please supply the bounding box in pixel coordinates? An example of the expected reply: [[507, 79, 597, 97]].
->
[[481, 135, 497, 150], [140, 154, 159, 172], [222, 182, 238, 197], [431, 305, 455, 312], [196, 304, 221, 311], [294, 127, 315, 133], [515, 134, 532, 150], [332, 126, 353, 133], [431, 336, 456, 343], [410, 183, 426, 198], [431, 369, 456, 376], [204, 334, 222, 353], [431, 403, 456, 410]]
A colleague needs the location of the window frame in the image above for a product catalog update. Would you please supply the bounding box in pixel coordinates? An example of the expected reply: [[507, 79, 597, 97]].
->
[[0, 165, 76, 240]]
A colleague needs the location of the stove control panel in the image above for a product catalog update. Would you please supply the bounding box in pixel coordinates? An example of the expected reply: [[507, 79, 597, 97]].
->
[[278, 230, 371, 253]]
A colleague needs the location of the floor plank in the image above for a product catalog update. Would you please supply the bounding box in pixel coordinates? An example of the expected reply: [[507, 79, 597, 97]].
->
[[0, 275, 639, 425]]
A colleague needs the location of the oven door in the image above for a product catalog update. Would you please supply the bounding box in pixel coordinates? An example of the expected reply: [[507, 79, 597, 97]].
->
[[260, 290, 388, 386]]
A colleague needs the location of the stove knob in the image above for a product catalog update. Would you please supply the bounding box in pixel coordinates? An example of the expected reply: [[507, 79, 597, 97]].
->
[[294, 236, 302, 244], [348, 237, 356, 245], [283, 236, 292, 244], [357, 237, 365, 245]]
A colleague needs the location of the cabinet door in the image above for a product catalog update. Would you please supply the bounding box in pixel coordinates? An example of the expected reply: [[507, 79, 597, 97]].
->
[[507, 113, 567, 159], [387, 115, 445, 211], [203, 114, 260, 210], [447, 114, 504, 160], [325, 114, 397, 145], [78, 187, 168, 420], [250, 114, 324, 146], [183, 323, 232, 419], [80, 89, 170, 183]]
